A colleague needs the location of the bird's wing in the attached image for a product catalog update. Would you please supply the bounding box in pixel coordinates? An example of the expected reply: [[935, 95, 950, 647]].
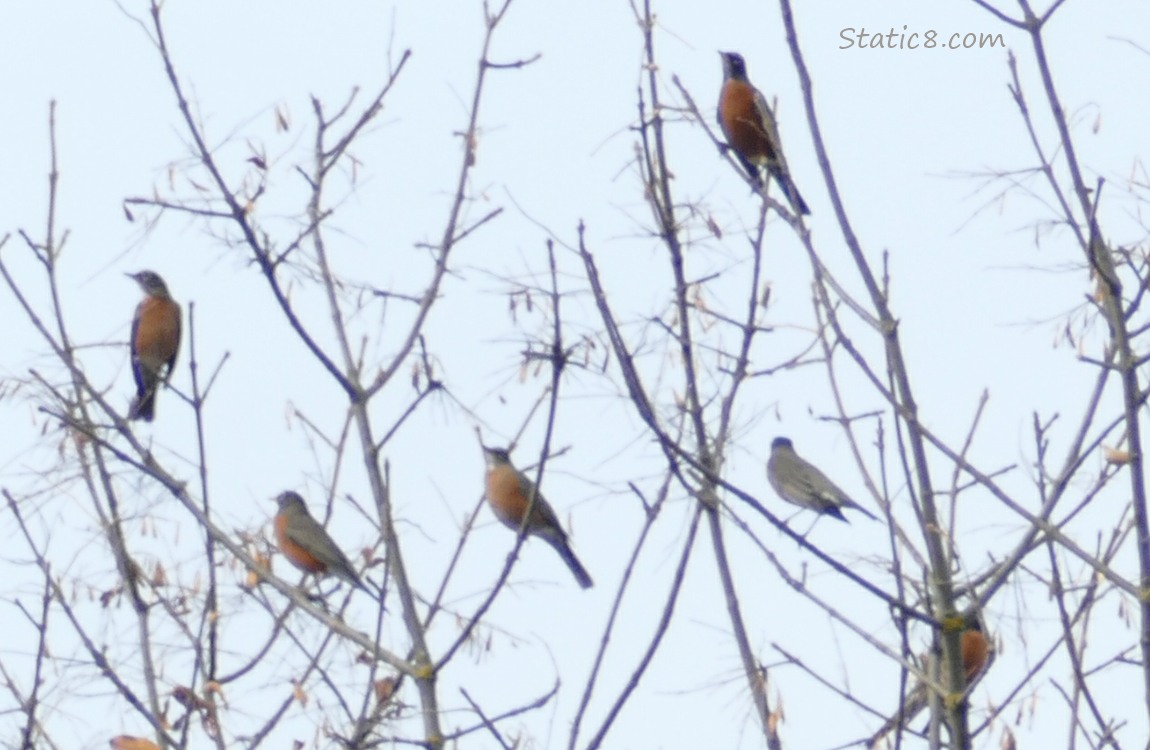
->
[[165, 301, 182, 377], [795, 463, 850, 503], [129, 301, 147, 392], [285, 516, 348, 569], [517, 471, 566, 533], [751, 89, 784, 164]]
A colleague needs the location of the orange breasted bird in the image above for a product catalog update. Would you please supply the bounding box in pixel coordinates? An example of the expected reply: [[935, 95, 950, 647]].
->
[[767, 437, 877, 521], [869, 610, 991, 747], [717, 51, 810, 215], [126, 270, 182, 422], [958, 616, 990, 685], [482, 446, 593, 589], [273, 491, 368, 592]]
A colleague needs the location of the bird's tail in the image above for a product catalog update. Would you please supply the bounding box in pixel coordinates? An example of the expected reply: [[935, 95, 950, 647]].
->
[[128, 383, 157, 422], [544, 535, 594, 589], [824, 505, 849, 523], [353, 573, 385, 599], [767, 166, 810, 216], [344, 569, 372, 594]]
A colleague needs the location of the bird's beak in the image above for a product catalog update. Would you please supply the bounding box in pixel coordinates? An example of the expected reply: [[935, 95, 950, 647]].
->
[[124, 272, 137, 281]]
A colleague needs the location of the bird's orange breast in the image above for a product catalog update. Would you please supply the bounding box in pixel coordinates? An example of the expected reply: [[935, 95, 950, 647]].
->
[[485, 465, 529, 529], [719, 80, 774, 163], [275, 513, 327, 573], [134, 296, 181, 368], [961, 627, 990, 683]]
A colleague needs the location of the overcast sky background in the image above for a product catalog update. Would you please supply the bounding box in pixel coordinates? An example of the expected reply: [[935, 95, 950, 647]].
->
[[3, 1, 1150, 748]]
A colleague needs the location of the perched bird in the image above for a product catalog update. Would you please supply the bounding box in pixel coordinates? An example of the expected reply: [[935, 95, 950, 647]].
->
[[717, 51, 810, 215], [868, 610, 992, 748], [958, 616, 990, 684], [767, 436, 877, 521], [126, 271, 182, 422], [482, 446, 593, 589], [273, 491, 368, 592]]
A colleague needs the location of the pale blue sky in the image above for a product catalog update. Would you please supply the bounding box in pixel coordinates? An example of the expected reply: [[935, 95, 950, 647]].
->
[[3, 1, 1149, 748]]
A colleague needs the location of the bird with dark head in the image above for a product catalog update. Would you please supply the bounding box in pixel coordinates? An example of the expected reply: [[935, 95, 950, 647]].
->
[[868, 608, 992, 747], [482, 445, 593, 589], [126, 270, 181, 422], [273, 491, 369, 592], [766, 436, 877, 521], [717, 51, 810, 215]]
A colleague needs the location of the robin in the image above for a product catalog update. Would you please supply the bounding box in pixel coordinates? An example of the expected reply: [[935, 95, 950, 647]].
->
[[273, 491, 368, 592], [869, 610, 991, 747], [482, 446, 593, 589], [958, 616, 990, 684], [767, 436, 878, 521], [717, 51, 810, 216], [126, 270, 182, 422]]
